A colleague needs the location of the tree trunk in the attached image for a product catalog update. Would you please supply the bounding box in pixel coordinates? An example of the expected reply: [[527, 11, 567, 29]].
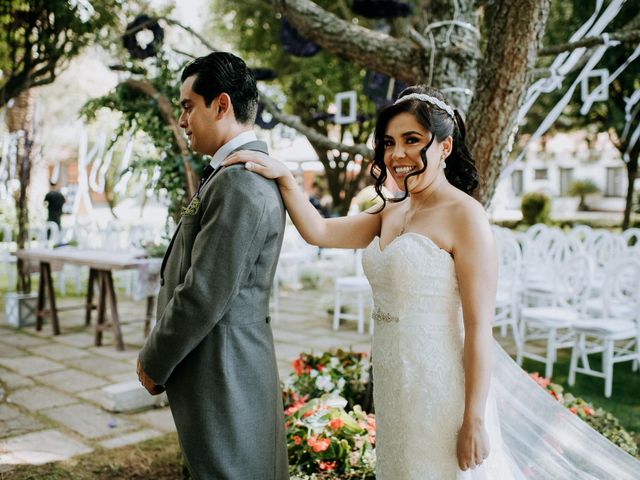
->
[[416, 0, 480, 113], [622, 151, 638, 230], [466, 0, 551, 205], [6, 89, 36, 293]]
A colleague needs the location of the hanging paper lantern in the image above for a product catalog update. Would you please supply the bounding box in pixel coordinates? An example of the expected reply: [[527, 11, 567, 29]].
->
[[250, 68, 278, 81], [255, 102, 279, 130], [122, 15, 164, 60], [351, 0, 413, 19], [363, 71, 408, 110], [279, 18, 320, 57]]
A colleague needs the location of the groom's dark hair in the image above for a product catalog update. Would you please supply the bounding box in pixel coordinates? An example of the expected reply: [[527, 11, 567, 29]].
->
[[181, 51, 258, 125]]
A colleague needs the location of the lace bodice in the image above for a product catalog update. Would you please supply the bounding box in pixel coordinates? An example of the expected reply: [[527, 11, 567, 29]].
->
[[363, 233, 460, 328]]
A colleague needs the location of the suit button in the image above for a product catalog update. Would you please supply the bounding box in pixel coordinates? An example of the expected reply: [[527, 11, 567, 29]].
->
[[265, 316, 270, 324]]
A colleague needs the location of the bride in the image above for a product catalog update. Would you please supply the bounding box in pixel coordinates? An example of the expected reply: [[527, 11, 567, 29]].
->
[[224, 85, 640, 479]]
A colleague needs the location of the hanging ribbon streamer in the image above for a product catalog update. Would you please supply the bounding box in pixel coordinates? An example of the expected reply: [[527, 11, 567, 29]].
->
[[580, 41, 640, 114], [500, 0, 626, 183], [113, 131, 135, 195]]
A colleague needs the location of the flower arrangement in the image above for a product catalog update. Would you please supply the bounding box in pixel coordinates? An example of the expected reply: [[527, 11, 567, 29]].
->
[[283, 349, 370, 410], [529, 372, 638, 456], [286, 394, 376, 479], [283, 350, 374, 478]]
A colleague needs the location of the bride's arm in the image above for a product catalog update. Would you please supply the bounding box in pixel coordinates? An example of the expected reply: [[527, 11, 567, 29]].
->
[[223, 151, 381, 249], [451, 200, 496, 471]]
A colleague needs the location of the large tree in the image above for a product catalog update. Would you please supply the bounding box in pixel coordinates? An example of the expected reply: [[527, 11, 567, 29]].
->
[[212, 0, 551, 206], [213, 0, 639, 209], [0, 0, 121, 108]]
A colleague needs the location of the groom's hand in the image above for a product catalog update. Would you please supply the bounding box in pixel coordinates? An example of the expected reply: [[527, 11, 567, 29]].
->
[[137, 359, 164, 395]]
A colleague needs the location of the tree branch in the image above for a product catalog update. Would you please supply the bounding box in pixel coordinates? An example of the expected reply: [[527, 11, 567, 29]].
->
[[121, 80, 197, 197], [539, 30, 640, 56], [270, 0, 427, 84], [259, 94, 373, 159]]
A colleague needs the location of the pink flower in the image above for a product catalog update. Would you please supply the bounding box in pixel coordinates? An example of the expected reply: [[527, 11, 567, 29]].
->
[[293, 435, 302, 445]]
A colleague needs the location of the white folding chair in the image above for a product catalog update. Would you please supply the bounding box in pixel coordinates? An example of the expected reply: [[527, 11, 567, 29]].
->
[[569, 257, 640, 398], [494, 229, 523, 349], [332, 249, 373, 334], [518, 253, 593, 379]]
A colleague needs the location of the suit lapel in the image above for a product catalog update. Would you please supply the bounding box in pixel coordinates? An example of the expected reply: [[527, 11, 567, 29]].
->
[[159, 140, 268, 282]]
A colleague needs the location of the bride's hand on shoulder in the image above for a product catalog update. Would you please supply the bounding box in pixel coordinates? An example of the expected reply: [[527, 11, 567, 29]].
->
[[456, 419, 490, 471], [223, 151, 292, 185]]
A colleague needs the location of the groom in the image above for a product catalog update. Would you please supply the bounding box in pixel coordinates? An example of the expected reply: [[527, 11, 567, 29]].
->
[[136, 52, 289, 479]]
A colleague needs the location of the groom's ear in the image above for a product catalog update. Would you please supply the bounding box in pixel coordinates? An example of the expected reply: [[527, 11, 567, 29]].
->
[[215, 93, 232, 117]]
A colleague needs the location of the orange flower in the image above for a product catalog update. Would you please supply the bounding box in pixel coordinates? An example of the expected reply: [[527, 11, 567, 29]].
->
[[583, 406, 595, 416], [292, 358, 305, 376], [329, 418, 345, 431], [293, 435, 302, 445], [318, 460, 336, 471], [569, 406, 577, 414], [308, 435, 331, 452]]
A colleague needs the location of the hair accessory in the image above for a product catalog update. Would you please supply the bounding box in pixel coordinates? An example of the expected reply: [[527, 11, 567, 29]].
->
[[394, 93, 455, 118]]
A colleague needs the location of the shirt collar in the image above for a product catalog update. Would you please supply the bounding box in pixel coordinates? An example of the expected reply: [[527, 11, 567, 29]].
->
[[210, 130, 258, 169]]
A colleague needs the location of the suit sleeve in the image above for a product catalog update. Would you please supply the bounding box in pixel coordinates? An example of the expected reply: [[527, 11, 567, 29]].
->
[[139, 167, 270, 385]]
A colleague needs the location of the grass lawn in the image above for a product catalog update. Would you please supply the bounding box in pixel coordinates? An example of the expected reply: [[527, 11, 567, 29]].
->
[[1, 434, 184, 480]]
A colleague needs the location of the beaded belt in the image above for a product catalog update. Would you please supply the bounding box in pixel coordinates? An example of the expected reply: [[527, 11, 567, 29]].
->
[[372, 306, 399, 325]]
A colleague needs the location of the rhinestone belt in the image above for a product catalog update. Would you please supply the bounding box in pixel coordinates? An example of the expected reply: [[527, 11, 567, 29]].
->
[[373, 306, 399, 324]]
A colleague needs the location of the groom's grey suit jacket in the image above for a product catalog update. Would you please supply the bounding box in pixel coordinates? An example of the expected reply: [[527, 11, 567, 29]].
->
[[139, 140, 289, 479]]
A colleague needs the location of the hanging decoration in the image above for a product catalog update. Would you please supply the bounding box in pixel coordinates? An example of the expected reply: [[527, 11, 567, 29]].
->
[[255, 102, 279, 130], [362, 71, 407, 110], [621, 89, 640, 162], [334, 91, 358, 125], [580, 69, 610, 106], [122, 15, 164, 60], [351, 0, 412, 19], [250, 68, 278, 81], [279, 18, 320, 57]]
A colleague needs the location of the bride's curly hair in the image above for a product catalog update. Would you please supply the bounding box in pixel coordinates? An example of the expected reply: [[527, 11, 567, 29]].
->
[[371, 85, 479, 210]]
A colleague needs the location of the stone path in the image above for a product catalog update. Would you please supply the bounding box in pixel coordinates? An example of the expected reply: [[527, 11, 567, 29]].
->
[[0, 283, 375, 472], [0, 281, 519, 474]]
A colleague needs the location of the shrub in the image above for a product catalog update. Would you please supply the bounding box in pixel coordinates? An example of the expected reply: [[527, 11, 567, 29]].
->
[[520, 192, 551, 225], [530, 373, 638, 456], [568, 179, 599, 211]]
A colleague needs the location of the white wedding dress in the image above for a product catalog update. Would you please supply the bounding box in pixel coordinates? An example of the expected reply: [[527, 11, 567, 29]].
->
[[362, 232, 640, 480]]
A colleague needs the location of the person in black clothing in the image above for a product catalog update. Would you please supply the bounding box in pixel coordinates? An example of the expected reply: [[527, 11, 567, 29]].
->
[[44, 182, 65, 229]]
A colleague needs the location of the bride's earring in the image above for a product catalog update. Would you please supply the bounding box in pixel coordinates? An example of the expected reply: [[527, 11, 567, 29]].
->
[[441, 152, 447, 169]]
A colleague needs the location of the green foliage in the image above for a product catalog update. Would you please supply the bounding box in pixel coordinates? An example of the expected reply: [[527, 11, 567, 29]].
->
[[521, 191, 552, 225], [568, 179, 599, 197], [80, 55, 208, 220], [0, 0, 122, 106]]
